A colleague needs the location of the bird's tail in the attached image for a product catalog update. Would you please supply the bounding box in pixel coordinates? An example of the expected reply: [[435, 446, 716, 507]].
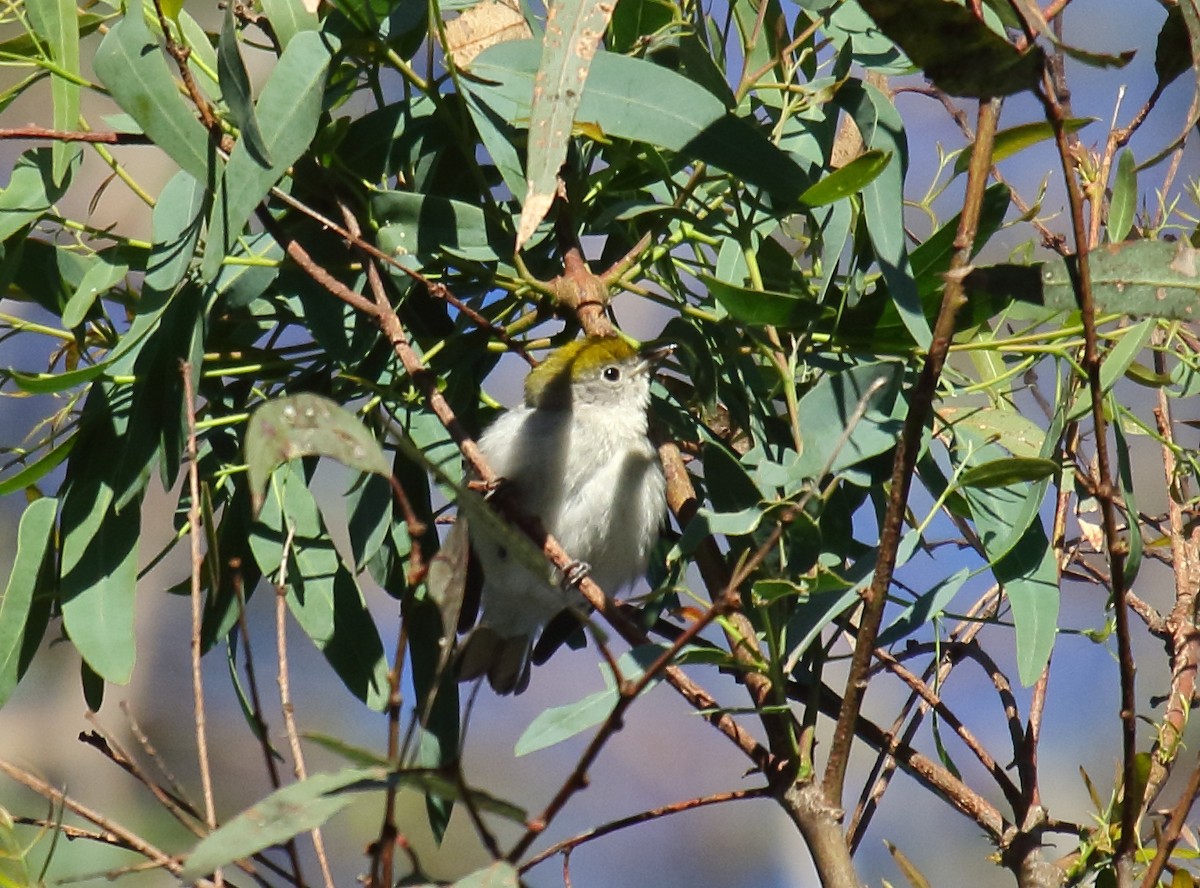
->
[[456, 626, 532, 695]]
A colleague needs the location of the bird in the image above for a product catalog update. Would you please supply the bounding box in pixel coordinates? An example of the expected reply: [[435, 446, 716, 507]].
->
[[454, 335, 672, 694]]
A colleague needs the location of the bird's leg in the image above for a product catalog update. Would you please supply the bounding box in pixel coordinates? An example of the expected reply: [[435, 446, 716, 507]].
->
[[561, 560, 591, 590]]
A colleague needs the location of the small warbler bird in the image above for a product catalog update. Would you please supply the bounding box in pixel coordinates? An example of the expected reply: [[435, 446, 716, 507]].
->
[[456, 335, 672, 694]]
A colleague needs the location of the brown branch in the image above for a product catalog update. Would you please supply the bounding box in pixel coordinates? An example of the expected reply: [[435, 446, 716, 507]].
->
[[1142, 338, 1200, 807], [1034, 67, 1137, 882], [1138, 754, 1200, 888], [873, 646, 1023, 813], [848, 586, 1003, 849], [0, 126, 151, 144], [77, 723, 203, 834], [823, 97, 1001, 810], [792, 678, 1010, 840], [337, 199, 439, 888], [507, 505, 784, 863], [150, 0, 222, 137]]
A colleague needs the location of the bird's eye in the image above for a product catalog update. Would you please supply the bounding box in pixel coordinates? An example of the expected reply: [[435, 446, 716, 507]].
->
[[602, 365, 621, 382]]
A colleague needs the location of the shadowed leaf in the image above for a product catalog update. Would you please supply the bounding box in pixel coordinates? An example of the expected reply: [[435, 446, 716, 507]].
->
[[245, 394, 390, 517]]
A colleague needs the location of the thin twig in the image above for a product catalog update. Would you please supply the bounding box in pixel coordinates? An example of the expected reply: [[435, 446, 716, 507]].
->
[[519, 787, 771, 872], [231, 561, 306, 884], [1142, 337, 1200, 807], [0, 758, 202, 882], [182, 360, 221, 888], [848, 586, 1002, 848], [0, 126, 151, 143], [274, 525, 336, 888]]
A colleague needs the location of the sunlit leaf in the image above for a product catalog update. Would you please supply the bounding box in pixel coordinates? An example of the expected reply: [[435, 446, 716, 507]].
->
[[0, 498, 57, 707], [799, 150, 891, 207], [956, 457, 1059, 490], [512, 0, 615, 250], [93, 11, 214, 183], [1107, 148, 1137, 243], [955, 118, 1093, 175], [26, 0, 81, 183]]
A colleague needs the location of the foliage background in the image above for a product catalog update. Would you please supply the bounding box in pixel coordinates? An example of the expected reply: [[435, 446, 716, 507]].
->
[[0, 0, 1198, 886]]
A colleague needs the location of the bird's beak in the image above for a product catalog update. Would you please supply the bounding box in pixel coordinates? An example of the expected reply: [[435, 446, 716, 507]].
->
[[638, 342, 676, 370]]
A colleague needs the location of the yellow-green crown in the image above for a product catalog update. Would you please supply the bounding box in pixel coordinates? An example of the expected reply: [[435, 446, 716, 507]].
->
[[524, 337, 638, 407]]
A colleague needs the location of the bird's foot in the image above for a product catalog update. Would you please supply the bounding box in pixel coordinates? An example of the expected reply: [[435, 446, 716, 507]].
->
[[561, 560, 591, 590]]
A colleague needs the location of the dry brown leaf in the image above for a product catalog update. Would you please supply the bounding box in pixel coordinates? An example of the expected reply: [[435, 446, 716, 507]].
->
[[445, 0, 531, 68]]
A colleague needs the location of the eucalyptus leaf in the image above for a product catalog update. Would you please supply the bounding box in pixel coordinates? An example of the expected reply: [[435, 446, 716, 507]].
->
[[94, 11, 214, 183], [799, 149, 891, 206], [1107, 148, 1137, 243], [245, 393, 391, 517], [0, 497, 57, 707], [218, 3, 272, 167]]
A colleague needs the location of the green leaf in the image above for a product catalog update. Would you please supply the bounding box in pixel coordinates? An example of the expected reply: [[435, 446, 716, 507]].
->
[[877, 568, 968, 648], [1154, 4, 1192, 92], [834, 80, 929, 349], [700, 273, 827, 327], [0, 498, 57, 708], [0, 148, 72, 241], [514, 0, 618, 250], [59, 476, 139, 686], [954, 118, 1093, 175], [0, 805, 38, 887], [218, 3, 273, 167], [997, 522, 1059, 686], [372, 189, 511, 265], [180, 768, 384, 880], [468, 40, 812, 204], [1066, 318, 1156, 421], [1111, 399, 1143, 586], [26, 0, 81, 184], [793, 361, 906, 479], [141, 170, 207, 297], [260, 0, 319, 50], [249, 462, 390, 708], [11, 361, 112, 394], [857, 0, 1045, 97], [670, 506, 764, 565], [515, 647, 666, 755], [956, 457, 1059, 490], [180, 766, 523, 880], [799, 150, 891, 207], [245, 393, 391, 517], [202, 30, 332, 280], [60, 251, 128, 329], [937, 402, 1045, 459], [911, 182, 1011, 297], [1107, 148, 1137, 243], [0, 434, 76, 496], [93, 11, 214, 183], [968, 241, 1200, 320]]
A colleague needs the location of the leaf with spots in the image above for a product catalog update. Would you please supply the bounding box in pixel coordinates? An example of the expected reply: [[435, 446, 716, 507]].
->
[[245, 393, 391, 517], [513, 0, 618, 251]]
